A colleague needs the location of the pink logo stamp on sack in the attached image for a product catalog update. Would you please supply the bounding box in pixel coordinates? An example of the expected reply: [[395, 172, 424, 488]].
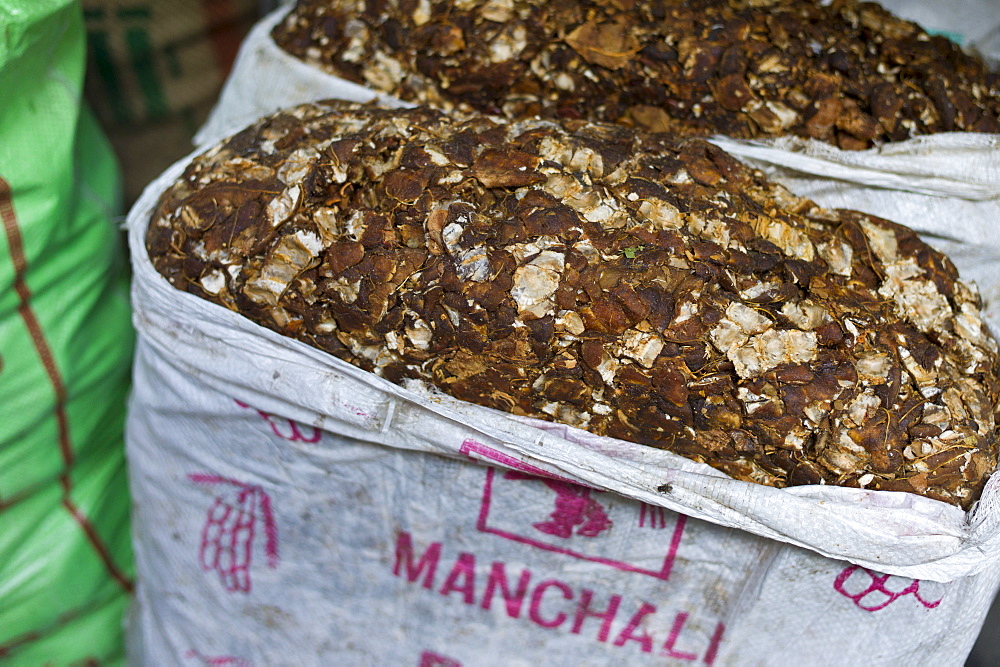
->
[[235, 399, 322, 443], [638, 503, 671, 529], [462, 440, 686, 580], [184, 650, 251, 666], [459, 438, 579, 483], [833, 565, 944, 611], [188, 474, 280, 593], [418, 650, 463, 666], [503, 471, 612, 538]]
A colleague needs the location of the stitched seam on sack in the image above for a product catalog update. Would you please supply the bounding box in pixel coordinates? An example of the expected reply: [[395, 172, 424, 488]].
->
[[0, 177, 134, 594]]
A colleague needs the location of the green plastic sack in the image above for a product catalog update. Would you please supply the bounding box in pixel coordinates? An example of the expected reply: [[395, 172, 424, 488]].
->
[[0, 1, 134, 663]]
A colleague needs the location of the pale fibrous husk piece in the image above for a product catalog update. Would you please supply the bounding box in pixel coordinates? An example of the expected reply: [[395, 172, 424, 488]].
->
[[147, 101, 1000, 508]]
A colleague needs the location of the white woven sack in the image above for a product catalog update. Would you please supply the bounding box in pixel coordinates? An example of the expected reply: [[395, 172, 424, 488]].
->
[[126, 145, 1000, 666], [144, 6, 1000, 661]]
